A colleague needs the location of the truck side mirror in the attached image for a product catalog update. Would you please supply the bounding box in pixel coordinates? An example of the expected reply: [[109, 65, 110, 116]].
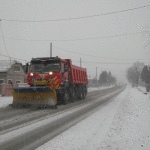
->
[[26, 63, 29, 73], [64, 67, 68, 72]]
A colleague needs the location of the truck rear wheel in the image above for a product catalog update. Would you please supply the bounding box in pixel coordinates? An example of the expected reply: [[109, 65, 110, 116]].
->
[[77, 86, 82, 100], [82, 86, 86, 99], [77, 86, 85, 100], [70, 88, 77, 102]]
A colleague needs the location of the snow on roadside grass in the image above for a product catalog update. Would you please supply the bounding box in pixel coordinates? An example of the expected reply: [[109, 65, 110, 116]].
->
[[36, 86, 150, 150], [0, 96, 13, 108], [99, 87, 150, 150], [137, 86, 146, 93], [88, 85, 115, 92]]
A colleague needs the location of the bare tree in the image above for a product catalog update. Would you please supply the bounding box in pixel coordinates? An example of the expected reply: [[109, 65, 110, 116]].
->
[[126, 61, 144, 86]]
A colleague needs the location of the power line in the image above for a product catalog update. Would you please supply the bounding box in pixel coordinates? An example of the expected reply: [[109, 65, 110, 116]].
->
[[0, 31, 144, 42], [0, 4, 150, 22], [73, 60, 142, 65], [0, 21, 26, 62], [0, 20, 9, 58], [0, 45, 146, 63], [0, 52, 139, 65], [0, 53, 134, 65], [83, 60, 148, 64], [73, 61, 129, 77], [54, 46, 148, 61], [0, 54, 26, 62], [81, 61, 133, 65]]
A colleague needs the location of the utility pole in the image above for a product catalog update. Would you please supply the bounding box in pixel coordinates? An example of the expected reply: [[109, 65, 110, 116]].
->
[[0, 19, 1, 61], [96, 67, 97, 86], [80, 58, 81, 67], [50, 43, 52, 57]]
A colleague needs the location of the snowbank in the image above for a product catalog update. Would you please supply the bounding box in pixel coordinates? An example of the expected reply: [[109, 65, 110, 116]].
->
[[137, 86, 147, 93], [0, 96, 13, 108], [88, 85, 115, 92]]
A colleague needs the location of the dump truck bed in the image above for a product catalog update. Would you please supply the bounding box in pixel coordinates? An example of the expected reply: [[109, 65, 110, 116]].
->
[[66, 59, 88, 85]]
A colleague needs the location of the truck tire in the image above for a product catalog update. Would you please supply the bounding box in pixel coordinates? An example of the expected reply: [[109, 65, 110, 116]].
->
[[70, 87, 77, 102], [63, 89, 69, 105], [56, 93, 62, 105], [51, 105, 57, 109], [77, 86, 86, 100], [82, 86, 86, 99], [85, 86, 87, 95], [77, 86, 82, 100]]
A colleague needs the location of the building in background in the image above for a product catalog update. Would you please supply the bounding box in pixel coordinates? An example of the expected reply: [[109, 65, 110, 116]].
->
[[0, 60, 27, 84]]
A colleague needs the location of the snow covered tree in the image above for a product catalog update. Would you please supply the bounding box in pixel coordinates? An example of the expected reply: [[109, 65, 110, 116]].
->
[[107, 71, 116, 85], [99, 71, 116, 86], [108, 71, 112, 86], [92, 77, 97, 85], [141, 65, 149, 83], [99, 71, 108, 86], [127, 61, 144, 86], [141, 65, 150, 84]]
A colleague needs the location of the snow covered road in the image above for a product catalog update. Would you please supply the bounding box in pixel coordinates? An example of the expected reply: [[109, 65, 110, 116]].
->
[[0, 86, 123, 150], [37, 85, 150, 150]]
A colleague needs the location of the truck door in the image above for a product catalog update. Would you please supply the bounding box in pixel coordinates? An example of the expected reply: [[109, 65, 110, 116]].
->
[[61, 62, 65, 83], [61, 61, 69, 85]]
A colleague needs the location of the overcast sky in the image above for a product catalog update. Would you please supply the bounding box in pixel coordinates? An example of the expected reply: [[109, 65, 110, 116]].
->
[[0, 0, 150, 83]]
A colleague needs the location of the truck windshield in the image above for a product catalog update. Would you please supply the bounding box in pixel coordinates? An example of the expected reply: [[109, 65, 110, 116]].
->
[[30, 63, 60, 73]]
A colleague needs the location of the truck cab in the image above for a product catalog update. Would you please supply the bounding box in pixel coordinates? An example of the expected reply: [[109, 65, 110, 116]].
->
[[27, 57, 65, 86]]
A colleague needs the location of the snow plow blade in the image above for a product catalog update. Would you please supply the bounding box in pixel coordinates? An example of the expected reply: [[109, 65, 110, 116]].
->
[[10, 86, 57, 108]]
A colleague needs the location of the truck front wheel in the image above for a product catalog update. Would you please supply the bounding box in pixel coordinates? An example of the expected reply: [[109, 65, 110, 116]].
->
[[63, 89, 69, 105]]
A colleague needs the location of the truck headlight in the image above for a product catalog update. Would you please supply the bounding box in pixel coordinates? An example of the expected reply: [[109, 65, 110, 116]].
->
[[49, 71, 53, 75], [30, 73, 34, 76]]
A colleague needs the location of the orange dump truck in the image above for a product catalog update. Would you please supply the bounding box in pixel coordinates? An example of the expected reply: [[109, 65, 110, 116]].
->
[[10, 57, 88, 108]]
